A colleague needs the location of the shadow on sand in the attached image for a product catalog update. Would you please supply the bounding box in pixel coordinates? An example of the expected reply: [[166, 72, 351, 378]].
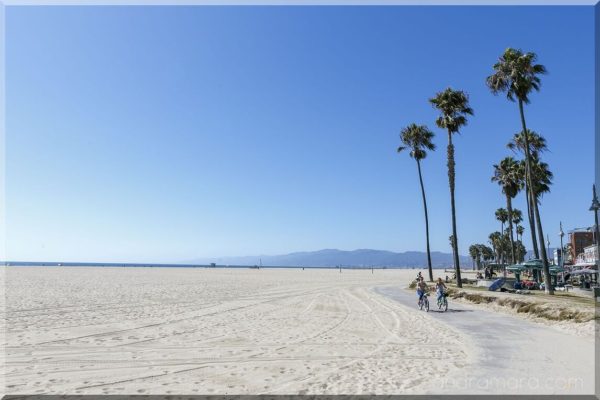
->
[[427, 308, 474, 314]]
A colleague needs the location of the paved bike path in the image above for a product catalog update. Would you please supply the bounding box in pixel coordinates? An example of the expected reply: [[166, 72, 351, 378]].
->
[[374, 286, 594, 395]]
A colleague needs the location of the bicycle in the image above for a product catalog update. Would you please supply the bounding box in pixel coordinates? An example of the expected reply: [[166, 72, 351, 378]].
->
[[437, 292, 448, 312], [418, 293, 429, 312]]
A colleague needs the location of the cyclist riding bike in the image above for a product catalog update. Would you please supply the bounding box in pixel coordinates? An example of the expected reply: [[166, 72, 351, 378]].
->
[[435, 277, 447, 303], [416, 277, 428, 306]]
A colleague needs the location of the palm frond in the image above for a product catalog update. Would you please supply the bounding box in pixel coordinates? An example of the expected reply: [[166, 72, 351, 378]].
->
[[397, 123, 436, 161], [486, 48, 547, 104]]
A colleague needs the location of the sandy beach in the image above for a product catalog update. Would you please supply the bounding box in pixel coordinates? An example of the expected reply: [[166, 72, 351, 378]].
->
[[1, 267, 595, 395]]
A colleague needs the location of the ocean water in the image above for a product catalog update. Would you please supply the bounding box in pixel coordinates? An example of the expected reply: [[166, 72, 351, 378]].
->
[[1, 261, 420, 269]]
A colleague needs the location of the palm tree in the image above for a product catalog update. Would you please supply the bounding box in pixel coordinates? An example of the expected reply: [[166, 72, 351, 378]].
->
[[515, 240, 527, 263], [495, 208, 508, 233], [481, 245, 494, 263], [488, 231, 503, 263], [469, 244, 480, 270], [492, 157, 522, 264], [508, 129, 548, 158], [509, 129, 547, 259], [511, 209, 523, 228], [398, 123, 436, 282], [511, 209, 524, 250], [449, 235, 457, 268], [500, 232, 512, 267], [516, 225, 525, 242], [530, 157, 553, 204], [486, 48, 553, 294], [430, 88, 473, 288]]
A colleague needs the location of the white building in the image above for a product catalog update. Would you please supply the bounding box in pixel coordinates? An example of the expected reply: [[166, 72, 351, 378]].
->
[[583, 245, 597, 264]]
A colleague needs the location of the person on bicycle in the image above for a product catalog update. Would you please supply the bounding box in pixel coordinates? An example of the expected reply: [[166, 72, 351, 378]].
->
[[416, 277, 428, 305], [435, 277, 447, 303]]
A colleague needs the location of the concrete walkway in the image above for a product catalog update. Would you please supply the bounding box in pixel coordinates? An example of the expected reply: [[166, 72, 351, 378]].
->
[[375, 286, 595, 395]]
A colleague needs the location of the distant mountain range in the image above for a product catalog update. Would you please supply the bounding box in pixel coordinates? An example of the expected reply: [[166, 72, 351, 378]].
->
[[189, 249, 470, 268]]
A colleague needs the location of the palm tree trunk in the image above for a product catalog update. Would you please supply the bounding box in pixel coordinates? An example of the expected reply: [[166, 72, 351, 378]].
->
[[526, 182, 540, 259], [447, 132, 462, 288], [506, 195, 516, 264], [518, 100, 553, 295], [416, 159, 434, 282]]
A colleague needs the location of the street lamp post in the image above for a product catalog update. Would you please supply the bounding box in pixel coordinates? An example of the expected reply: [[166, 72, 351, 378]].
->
[[559, 222, 564, 267], [589, 184, 600, 270], [559, 222, 565, 283], [546, 235, 551, 265]]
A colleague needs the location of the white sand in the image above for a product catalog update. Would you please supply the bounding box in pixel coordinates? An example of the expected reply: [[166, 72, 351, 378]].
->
[[1, 267, 594, 395]]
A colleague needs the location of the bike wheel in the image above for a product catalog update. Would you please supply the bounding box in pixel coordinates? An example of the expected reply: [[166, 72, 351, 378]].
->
[[424, 297, 429, 312], [418, 299, 423, 310], [442, 297, 448, 312]]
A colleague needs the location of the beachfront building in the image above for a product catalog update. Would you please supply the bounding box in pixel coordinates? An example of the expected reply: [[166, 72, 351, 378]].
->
[[568, 228, 594, 262], [570, 243, 597, 271], [583, 245, 597, 264]]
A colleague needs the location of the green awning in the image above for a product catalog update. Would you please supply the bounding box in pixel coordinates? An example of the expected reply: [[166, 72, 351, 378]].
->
[[523, 259, 544, 269], [549, 266, 565, 274], [506, 264, 526, 272]]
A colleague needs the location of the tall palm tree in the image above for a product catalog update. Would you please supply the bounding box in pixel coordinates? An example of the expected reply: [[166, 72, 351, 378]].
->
[[511, 208, 523, 247], [495, 208, 508, 234], [430, 88, 473, 288], [530, 157, 553, 204], [509, 129, 547, 259], [448, 235, 461, 276], [492, 157, 521, 264], [398, 123, 436, 282], [529, 158, 553, 267], [501, 232, 513, 267], [486, 48, 553, 294], [516, 160, 539, 259]]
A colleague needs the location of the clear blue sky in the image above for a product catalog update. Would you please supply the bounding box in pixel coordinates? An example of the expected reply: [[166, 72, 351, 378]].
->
[[6, 6, 595, 263]]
